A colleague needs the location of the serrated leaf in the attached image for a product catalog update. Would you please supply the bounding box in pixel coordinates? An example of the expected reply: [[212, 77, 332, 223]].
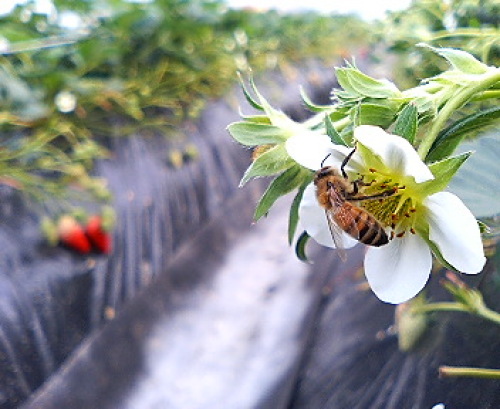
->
[[325, 114, 347, 146], [419, 152, 471, 196], [394, 103, 418, 144], [295, 231, 311, 262], [227, 122, 290, 146], [239, 144, 294, 186], [425, 106, 500, 163], [418, 44, 489, 75], [289, 182, 309, 244], [447, 132, 500, 218], [336, 67, 400, 99], [254, 166, 311, 221]]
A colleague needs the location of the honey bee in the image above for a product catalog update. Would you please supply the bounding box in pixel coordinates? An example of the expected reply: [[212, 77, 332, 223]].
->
[[315, 148, 396, 253]]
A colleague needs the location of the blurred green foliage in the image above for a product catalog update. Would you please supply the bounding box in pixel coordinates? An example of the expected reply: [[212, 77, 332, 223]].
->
[[1, 0, 496, 208], [0, 0, 370, 205], [379, 0, 499, 87]]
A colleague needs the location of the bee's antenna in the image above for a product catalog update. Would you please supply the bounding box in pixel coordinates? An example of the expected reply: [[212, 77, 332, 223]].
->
[[321, 153, 331, 168], [340, 147, 357, 179]]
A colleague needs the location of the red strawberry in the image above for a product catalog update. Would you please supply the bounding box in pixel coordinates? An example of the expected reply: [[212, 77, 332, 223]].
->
[[85, 215, 112, 254], [57, 215, 92, 254]]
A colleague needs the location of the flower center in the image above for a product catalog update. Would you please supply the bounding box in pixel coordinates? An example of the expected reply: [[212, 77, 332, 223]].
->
[[354, 168, 420, 240]]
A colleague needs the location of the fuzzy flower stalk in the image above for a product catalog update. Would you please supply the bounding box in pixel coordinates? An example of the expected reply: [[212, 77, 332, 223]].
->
[[288, 125, 485, 303]]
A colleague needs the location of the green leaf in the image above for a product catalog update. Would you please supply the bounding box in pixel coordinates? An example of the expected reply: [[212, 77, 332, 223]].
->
[[239, 144, 294, 186], [295, 231, 311, 262], [254, 166, 311, 221], [336, 66, 400, 99], [227, 122, 290, 146], [425, 106, 500, 163], [358, 103, 396, 127], [325, 115, 347, 146], [419, 152, 471, 196], [393, 103, 418, 144], [447, 132, 500, 218], [418, 44, 489, 75], [289, 182, 309, 244]]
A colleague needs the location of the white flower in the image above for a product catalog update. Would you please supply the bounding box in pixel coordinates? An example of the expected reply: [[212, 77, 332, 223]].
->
[[287, 125, 486, 304]]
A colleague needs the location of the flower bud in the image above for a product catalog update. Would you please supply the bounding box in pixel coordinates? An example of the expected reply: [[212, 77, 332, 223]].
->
[[396, 296, 429, 351]]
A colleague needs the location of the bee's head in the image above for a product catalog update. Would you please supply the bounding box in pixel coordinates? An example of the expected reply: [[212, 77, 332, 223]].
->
[[314, 166, 341, 184]]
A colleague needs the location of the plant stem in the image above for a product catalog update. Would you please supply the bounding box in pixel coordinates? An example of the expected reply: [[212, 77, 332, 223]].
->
[[476, 306, 500, 326], [440, 366, 500, 379], [415, 301, 500, 326], [414, 302, 469, 314], [472, 90, 500, 101], [417, 68, 500, 160]]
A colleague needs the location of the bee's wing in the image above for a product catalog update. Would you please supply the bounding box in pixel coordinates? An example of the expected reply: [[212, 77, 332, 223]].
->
[[325, 209, 348, 261], [326, 187, 360, 261]]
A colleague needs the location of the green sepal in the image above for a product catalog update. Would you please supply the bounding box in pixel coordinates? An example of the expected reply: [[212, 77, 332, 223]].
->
[[237, 72, 264, 111], [288, 181, 310, 244], [227, 122, 290, 146], [336, 65, 400, 99], [477, 220, 490, 235], [416, 224, 458, 272], [246, 74, 288, 122], [238, 73, 290, 125], [418, 44, 489, 75], [295, 231, 311, 262], [396, 295, 429, 352], [419, 152, 471, 196], [239, 144, 294, 186], [425, 106, 500, 163], [325, 114, 348, 146], [300, 86, 332, 113], [238, 114, 272, 124], [393, 103, 418, 144], [254, 166, 312, 221]]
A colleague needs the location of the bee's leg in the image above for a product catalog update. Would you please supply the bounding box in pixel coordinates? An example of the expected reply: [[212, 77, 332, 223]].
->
[[350, 175, 373, 195], [347, 188, 398, 201], [355, 176, 373, 187], [340, 147, 357, 179], [351, 180, 359, 195]]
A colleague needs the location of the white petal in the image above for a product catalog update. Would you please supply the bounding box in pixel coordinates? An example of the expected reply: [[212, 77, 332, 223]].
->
[[354, 125, 433, 183], [364, 234, 432, 304], [426, 192, 486, 273], [285, 131, 363, 173], [298, 184, 358, 249], [285, 132, 336, 170]]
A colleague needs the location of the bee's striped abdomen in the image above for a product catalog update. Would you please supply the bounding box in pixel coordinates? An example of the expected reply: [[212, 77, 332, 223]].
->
[[353, 207, 388, 246]]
